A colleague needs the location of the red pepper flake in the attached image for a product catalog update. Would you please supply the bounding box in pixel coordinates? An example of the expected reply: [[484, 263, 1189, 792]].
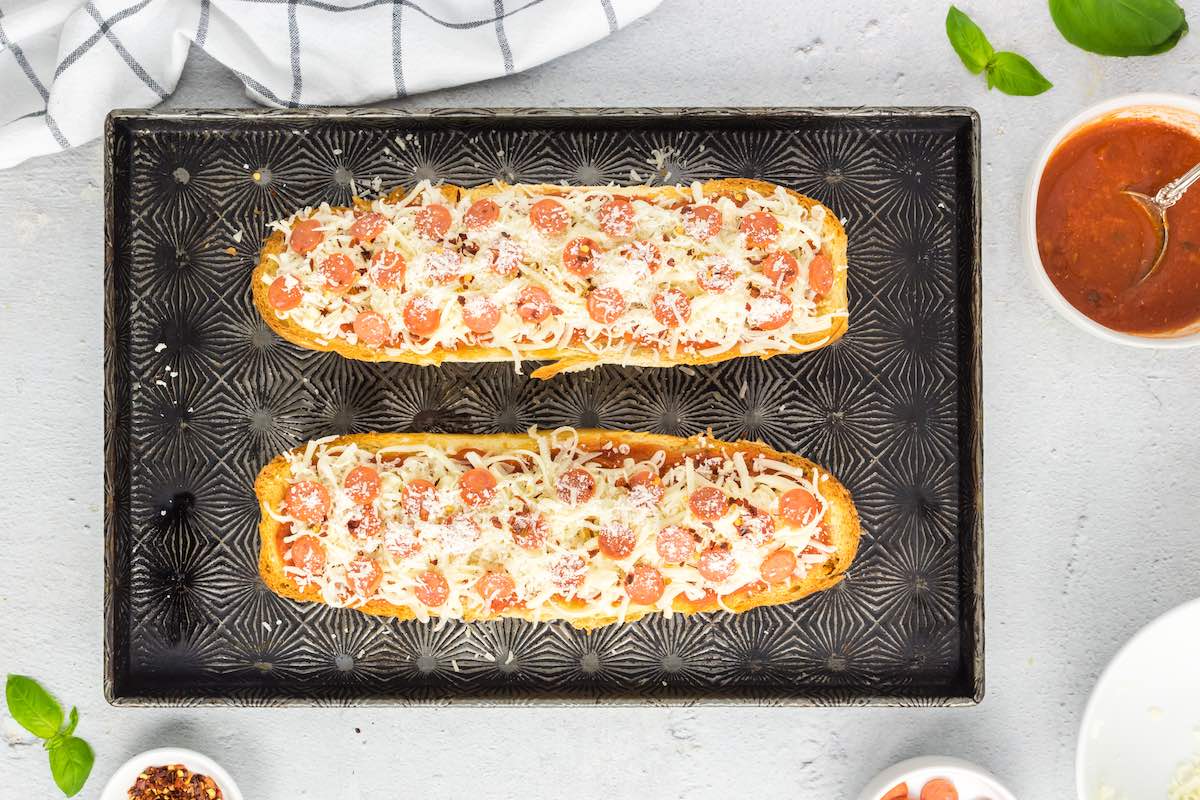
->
[[128, 764, 223, 800]]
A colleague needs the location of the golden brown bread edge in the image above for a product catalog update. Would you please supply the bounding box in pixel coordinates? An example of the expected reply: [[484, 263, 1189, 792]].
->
[[255, 429, 861, 630], [251, 179, 850, 379]]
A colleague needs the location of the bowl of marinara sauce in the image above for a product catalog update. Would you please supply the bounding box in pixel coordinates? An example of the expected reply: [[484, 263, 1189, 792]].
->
[[1023, 93, 1200, 347]]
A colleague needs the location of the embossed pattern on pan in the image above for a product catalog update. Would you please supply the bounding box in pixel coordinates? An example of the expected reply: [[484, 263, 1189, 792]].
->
[[104, 108, 982, 706]]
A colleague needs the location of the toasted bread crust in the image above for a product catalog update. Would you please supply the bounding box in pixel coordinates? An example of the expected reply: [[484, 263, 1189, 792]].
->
[[255, 429, 860, 630], [251, 179, 849, 379]]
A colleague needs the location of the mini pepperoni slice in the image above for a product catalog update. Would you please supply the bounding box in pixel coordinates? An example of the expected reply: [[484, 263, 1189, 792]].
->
[[625, 564, 665, 605], [619, 240, 662, 274], [510, 510, 547, 550], [439, 516, 481, 557], [739, 211, 780, 248], [289, 535, 326, 574], [760, 548, 798, 584], [385, 526, 421, 559], [347, 506, 382, 541], [562, 237, 602, 277], [490, 239, 524, 277], [414, 203, 452, 239], [587, 287, 626, 324], [920, 778, 958, 800], [689, 486, 728, 521], [461, 295, 501, 334], [424, 248, 463, 284], [747, 290, 793, 331], [464, 198, 500, 230], [598, 196, 636, 237], [475, 570, 518, 611], [369, 250, 405, 288], [556, 468, 596, 505], [403, 294, 441, 337], [529, 198, 570, 236], [598, 522, 636, 559], [349, 212, 386, 242], [651, 288, 692, 328], [627, 469, 664, 507], [268, 275, 302, 310], [285, 481, 331, 524], [352, 310, 390, 346], [681, 587, 719, 611], [682, 204, 722, 241], [414, 568, 449, 607], [459, 467, 498, 507], [762, 252, 799, 288], [880, 784, 908, 800], [289, 218, 324, 254], [550, 553, 587, 593], [779, 488, 820, 527], [808, 248, 835, 296], [696, 257, 736, 293], [401, 478, 438, 520], [346, 557, 383, 597], [656, 525, 696, 563], [516, 285, 556, 323], [697, 546, 737, 582], [344, 465, 380, 505], [319, 253, 356, 292]]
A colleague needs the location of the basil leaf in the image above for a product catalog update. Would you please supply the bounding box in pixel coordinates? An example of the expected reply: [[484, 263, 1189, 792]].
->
[[5, 675, 63, 740], [1049, 0, 1187, 56], [60, 707, 78, 738], [946, 6, 994, 73], [986, 51, 1054, 95], [48, 736, 93, 797]]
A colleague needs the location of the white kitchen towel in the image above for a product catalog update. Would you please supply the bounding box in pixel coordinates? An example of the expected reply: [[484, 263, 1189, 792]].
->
[[0, 0, 661, 169]]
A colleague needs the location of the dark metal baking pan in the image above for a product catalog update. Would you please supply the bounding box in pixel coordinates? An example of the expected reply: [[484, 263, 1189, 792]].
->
[[104, 107, 982, 705]]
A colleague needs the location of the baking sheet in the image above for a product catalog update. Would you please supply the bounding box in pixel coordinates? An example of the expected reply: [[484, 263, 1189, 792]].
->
[[103, 108, 982, 705]]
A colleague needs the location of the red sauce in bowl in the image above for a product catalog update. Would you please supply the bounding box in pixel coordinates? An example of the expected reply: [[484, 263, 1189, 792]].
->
[[1036, 116, 1200, 335]]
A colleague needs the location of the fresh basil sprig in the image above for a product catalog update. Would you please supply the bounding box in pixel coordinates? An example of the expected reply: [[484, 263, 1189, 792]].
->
[[946, 7, 1053, 96], [5, 675, 94, 797], [986, 52, 1055, 96], [1050, 0, 1187, 56]]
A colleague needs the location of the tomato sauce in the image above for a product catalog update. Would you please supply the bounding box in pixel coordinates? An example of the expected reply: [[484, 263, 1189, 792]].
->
[[1036, 117, 1200, 335]]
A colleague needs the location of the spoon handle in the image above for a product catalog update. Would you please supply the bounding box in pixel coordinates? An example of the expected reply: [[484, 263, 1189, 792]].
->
[[1155, 160, 1200, 208]]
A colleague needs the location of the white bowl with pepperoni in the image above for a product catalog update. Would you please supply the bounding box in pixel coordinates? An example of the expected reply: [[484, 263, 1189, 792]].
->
[[100, 747, 242, 800], [856, 756, 1017, 800]]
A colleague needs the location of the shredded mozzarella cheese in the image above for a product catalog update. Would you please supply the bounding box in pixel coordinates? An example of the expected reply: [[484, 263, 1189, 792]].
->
[[269, 428, 835, 623], [262, 182, 845, 371]]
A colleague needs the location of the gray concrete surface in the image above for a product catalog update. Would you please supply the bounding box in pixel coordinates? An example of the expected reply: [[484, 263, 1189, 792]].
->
[[3, 1, 1200, 797]]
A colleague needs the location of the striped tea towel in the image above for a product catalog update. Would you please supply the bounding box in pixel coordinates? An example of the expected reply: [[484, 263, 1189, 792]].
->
[[0, 0, 661, 169]]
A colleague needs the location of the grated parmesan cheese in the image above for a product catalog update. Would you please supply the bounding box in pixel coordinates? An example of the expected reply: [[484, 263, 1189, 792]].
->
[[261, 181, 845, 372], [270, 427, 833, 624], [1172, 730, 1200, 800]]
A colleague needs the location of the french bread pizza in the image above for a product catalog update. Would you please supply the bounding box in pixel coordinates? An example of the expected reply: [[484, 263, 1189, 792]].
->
[[252, 179, 849, 379], [255, 428, 860, 629]]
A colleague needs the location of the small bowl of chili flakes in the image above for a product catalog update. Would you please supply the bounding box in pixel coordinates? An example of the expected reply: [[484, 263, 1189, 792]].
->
[[100, 748, 242, 800]]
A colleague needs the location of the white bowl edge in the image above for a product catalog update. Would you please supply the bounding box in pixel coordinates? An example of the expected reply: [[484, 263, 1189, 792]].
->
[[1020, 91, 1200, 349], [99, 747, 243, 800], [1075, 596, 1200, 800], [855, 755, 1019, 800]]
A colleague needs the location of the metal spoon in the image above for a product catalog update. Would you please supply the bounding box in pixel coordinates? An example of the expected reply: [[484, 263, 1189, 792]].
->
[[1124, 160, 1200, 284]]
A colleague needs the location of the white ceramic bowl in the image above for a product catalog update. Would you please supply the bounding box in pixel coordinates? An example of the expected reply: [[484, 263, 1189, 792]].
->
[[1076, 597, 1200, 800], [1020, 91, 1200, 348], [856, 755, 1018, 800], [100, 747, 242, 800]]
